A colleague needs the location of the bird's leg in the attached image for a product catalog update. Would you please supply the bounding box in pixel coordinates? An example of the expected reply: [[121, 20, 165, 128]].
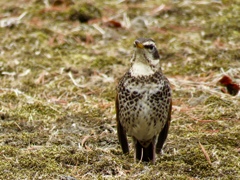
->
[[132, 137, 137, 163], [152, 142, 156, 164], [152, 136, 157, 164]]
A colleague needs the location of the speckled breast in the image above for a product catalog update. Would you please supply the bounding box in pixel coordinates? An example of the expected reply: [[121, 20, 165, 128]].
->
[[117, 72, 171, 142]]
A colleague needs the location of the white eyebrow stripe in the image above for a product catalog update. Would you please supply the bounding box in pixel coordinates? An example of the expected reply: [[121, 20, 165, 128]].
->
[[142, 41, 156, 46]]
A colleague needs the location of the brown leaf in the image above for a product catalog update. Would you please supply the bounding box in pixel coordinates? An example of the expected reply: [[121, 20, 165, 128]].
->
[[105, 20, 122, 28], [218, 75, 239, 96]]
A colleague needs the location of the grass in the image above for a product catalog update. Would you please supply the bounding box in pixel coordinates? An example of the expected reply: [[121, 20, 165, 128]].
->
[[0, 0, 240, 179]]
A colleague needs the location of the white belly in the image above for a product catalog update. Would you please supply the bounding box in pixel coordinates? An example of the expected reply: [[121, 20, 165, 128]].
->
[[126, 100, 163, 142]]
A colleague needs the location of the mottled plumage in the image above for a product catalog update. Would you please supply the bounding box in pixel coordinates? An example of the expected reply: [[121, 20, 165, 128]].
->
[[116, 38, 172, 163]]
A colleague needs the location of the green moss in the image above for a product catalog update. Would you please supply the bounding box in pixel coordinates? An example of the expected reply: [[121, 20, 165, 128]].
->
[[100, 86, 116, 101], [91, 56, 122, 69], [202, 96, 238, 120], [0, 146, 74, 179], [1, 132, 47, 147], [0, 145, 18, 157], [0, 0, 240, 179], [69, 2, 102, 22], [0, 92, 19, 103], [204, 96, 233, 108], [12, 102, 63, 120], [202, 132, 240, 148]]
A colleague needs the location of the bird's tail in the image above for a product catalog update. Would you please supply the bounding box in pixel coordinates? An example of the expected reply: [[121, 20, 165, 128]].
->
[[135, 141, 154, 162]]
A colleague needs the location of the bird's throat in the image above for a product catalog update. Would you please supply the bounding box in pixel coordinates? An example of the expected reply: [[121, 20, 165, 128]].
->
[[130, 62, 154, 77]]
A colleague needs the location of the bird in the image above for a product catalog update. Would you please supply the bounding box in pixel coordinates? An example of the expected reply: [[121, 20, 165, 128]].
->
[[115, 38, 172, 164]]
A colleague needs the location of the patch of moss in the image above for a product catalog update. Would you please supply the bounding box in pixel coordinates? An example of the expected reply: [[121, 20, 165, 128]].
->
[[0, 145, 18, 157], [1, 132, 48, 147], [204, 96, 232, 108], [201, 132, 240, 149], [182, 149, 214, 177], [203, 96, 238, 120], [36, 146, 86, 166], [99, 86, 116, 101], [0, 146, 80, 179], [69, 3, 101, 22], [0, 92, 19, 103], [91, 56, 122, 69], [204, 4, 240, 39], [1, 121, 22, 132], [15, 102, 62, 120]]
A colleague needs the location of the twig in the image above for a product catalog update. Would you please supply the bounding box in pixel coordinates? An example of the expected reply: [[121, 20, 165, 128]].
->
[[199, 141, 212, 165], [81, 135, 91, 148], [14, 122, 22, 131], [92, 24, 105, 35], [68, 72, 87, 88]]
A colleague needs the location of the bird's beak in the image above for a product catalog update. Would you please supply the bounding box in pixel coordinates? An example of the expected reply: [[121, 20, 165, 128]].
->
[[134, 40, 144, 49]]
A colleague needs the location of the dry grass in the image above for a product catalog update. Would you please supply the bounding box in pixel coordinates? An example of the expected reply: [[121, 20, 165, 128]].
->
[[0, 0, 240, 179]]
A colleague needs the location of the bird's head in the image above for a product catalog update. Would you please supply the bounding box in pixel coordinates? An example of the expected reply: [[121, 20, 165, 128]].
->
[[130, 38, 160, 76]]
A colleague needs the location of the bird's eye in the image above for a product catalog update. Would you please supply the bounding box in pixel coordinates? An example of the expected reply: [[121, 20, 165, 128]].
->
[[144, 45, 154, 51]]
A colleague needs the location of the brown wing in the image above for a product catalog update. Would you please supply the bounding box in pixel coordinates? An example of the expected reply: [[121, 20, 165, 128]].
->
[[156, 99, 172, 154], [115, 93, 129, 154]]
